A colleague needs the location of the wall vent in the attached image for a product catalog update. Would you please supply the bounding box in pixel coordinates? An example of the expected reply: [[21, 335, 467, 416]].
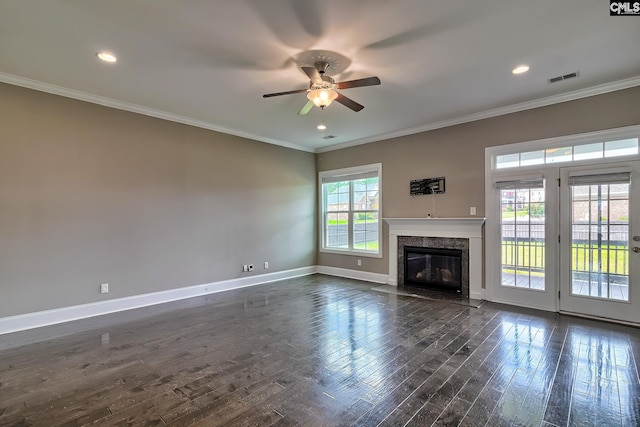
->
[[548, 71, 579, 84], [322, 135, 337, 140]]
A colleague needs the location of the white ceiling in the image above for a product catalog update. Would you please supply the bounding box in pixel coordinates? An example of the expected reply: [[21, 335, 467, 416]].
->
[[1, 1, 639, 153]]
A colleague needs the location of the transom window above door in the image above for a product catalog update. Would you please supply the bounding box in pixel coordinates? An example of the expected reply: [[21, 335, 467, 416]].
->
[[496, 138, 638, 169]]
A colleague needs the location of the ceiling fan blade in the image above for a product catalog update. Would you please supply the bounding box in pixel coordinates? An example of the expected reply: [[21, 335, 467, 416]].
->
[[336, 76, 381, 90], [298, 100, 314, 115], [335, 92, 364, 112], [263, 88, 308, 98], [302, 66, 322, 84]]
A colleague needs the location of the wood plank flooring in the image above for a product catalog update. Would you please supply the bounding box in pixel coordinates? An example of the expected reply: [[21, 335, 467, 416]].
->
[[1, 274, 639, 426]]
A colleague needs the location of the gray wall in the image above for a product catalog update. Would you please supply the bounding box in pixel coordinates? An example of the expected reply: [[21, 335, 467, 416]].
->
[[3, 81, 640, 318], [316, 86, 640, 275], [0, 83, 317, 317]]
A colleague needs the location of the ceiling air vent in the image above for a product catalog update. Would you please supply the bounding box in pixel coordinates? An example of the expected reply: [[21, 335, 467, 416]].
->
[[322, 135, 337, 140], [548, 71, 579, 84]]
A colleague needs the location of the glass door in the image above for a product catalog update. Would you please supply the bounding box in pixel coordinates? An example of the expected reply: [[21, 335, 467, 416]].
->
[[499, 179, 546, 290], [559, 161, 640, 323], [488, 171, 559, 311]]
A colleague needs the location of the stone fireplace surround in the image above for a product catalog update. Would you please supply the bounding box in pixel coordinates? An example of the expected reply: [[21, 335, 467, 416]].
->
[[384, 218, 485, 300]]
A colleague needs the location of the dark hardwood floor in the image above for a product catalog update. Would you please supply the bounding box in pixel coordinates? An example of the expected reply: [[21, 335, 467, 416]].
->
[[1, 274, 639, 426]]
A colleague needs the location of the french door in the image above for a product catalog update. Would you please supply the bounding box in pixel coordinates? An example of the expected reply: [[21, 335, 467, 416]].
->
[[559, 161, 640, 323], [490, 170, 559, 311], [490, 161, 639, 323], [486, 127, 640, 323]]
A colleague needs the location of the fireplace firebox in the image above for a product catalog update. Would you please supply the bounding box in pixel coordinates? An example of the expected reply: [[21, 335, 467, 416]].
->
[[404, 246, 463, 294]]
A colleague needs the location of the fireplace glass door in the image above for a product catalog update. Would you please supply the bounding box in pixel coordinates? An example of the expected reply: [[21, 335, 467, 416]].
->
[[404, 247, 462, 294]]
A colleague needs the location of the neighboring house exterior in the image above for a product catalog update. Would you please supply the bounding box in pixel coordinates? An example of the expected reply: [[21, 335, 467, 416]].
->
[[326, 182, 379, 212]]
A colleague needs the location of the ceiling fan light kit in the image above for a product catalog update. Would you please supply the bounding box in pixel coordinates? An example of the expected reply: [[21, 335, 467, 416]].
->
[[307, 88, 338, 108], [263, 60, 381, 115]]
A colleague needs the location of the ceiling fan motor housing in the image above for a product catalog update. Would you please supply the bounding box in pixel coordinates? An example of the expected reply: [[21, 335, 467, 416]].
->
[[315, 61, 330, 75], [310, 75, 336, 91]]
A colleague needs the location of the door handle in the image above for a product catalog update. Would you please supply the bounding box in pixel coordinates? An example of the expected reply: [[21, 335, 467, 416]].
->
[[634, 247, 640, 253], [634, 236, 640, 242]]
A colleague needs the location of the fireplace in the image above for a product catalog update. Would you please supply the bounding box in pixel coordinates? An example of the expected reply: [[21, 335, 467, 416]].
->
[[384, 218, 485, 300], [398, 236, 469, 297], [404, 246, 462, 294]]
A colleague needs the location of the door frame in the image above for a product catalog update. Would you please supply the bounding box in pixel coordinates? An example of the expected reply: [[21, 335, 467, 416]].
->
[[558, 161, 640, 324], [485, 125, 640, 318]]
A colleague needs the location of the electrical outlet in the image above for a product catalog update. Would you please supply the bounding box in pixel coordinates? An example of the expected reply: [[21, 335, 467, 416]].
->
[[243, 265, 249, 272], [264, 261, 269, 269], [248, 264, 254, 271], [357, 259, 362, 267], [100, 283, 109, 294], [470, 206, 477, 216]]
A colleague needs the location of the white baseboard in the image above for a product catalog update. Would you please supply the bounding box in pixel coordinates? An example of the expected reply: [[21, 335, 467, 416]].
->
[[0, 266, 316, 335], [316, 266, 389, 284], [470, 290, 485, 300]]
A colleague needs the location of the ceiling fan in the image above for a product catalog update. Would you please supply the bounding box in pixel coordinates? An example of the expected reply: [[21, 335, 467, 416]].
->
[[262, 61, 381, 115]]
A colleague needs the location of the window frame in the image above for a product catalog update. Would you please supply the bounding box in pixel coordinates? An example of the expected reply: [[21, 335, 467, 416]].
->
[[492, 126, 640, 171], [319, 163, 382, 258]]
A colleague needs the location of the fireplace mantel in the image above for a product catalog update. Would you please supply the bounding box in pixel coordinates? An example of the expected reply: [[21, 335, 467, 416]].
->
[[384, 217, 485, 299]]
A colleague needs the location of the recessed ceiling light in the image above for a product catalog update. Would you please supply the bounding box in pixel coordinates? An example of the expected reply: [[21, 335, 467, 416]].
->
[[96, 51, 117, 63], [317, 124, 327, 130], [512, 65, 530, 75]]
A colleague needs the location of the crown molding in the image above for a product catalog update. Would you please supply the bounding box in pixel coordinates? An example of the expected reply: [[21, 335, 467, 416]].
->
[[2, 71, 638, 155], [0, 72, 315, 153], [316, 75, 640, 153]]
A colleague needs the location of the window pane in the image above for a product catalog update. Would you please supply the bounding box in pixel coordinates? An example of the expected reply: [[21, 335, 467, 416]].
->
[[545, 146, 572, 163], [570, 183, 629, 301], [573, 142, 603, 161], [520, 150, 545, 166], [325, 182, 350, 211], [325, 212, 349, 249], [500, 186, 545, 290], [353, 178, 379, 211], [604, 138, 639, 158], [496, 153, 519, 169], [353, 212, 379, 252]]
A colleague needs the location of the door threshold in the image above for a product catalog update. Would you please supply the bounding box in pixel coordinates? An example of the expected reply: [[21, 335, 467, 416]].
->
[[559, 310, 640, 328]]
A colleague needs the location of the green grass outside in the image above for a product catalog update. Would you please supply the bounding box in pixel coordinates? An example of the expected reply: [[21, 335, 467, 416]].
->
[[502, 241, 628, 274], [354, 241, 379, 251], [501, 211, 531, 219], [327, 219, 378, 225], [571, 243, 628, 275]]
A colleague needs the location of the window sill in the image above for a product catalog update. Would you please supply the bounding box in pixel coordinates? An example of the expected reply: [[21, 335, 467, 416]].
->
[[319, 248, 382, 259]]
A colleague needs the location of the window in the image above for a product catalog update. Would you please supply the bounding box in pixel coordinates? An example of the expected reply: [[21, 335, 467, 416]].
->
[[319, 163, 381, 256], [495, 138, 638, 169]]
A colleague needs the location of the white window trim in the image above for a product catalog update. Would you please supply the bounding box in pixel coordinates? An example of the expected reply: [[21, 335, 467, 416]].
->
[[319, 163, 382, 258], [484, 124, 640, 311], [489, 124, 640, 172]]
